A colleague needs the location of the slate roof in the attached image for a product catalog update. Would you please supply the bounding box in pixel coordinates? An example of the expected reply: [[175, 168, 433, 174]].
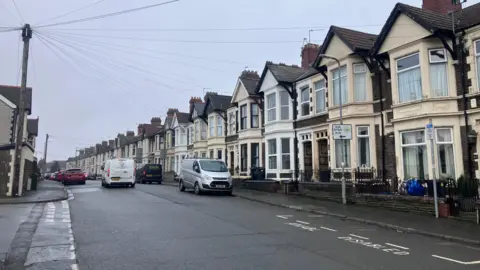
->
[[455, 2, 480, 30], [295, 68, 320, 82], [27, 118, 39, 136], [193, 102, 205, 114], [176, 112, 190, 124], [267, 63, 306, 83], [208, 94, 232, 111], [331, 26, 377, 51], [0, 85, 33, 114], [239, 71, 260, 95]]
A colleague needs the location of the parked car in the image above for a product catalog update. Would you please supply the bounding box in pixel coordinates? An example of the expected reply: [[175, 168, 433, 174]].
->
[[138, 164, 163, 184], [49, 173, 57, 180], [101, 158, 135, 188], [44, 173, 51, 180], [55, 170, 65, 182], [85, 172, 96, 180], [179, 158, 232, 195], [63, 169, 86, 185]]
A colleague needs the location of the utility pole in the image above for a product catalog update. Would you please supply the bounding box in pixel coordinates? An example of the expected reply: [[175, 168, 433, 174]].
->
[[42, 134, 49, 176], [11, 24, 32, 196]]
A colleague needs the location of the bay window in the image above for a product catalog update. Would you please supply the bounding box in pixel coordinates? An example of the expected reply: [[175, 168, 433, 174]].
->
[[300, 87, 309, 116], [281, 138, 290, 169], [267, 93, 276, 122], [229, 112, 235, 135], [240, 105, 247, 129], [315, 80, 326, 113], [280, 91, 290, 120], [401, 130, 427, 179], [335, 140, 351, 168], [179, 127, 186, 145], [195, 121, 200, 141], [354, 63, 367, 102], [267, 139, 277, 170], [251, 103, 259, 128], [201, 121, 207, 140], [209, 117, 214, 137], [436, 128, 455, 179], [397, 53, 422, 103], [429, 49, 448, 97], [217, 116, 223, 137], [357, 126, 370, 167], [476, 40, 480, 91], [332, 65, 347, 105]]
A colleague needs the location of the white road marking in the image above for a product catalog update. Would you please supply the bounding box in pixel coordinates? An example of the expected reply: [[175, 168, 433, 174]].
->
[[71, 264, 79, 270], [296, 220, 310, 225], [308, 215, 324, 218], [432, 255, 480, 265], [338, 236, 409, 256], [276, 215, 292, 219], [385, 243, 409, 250], [320, 226, 337, 232], [349, 234, 369, 240]]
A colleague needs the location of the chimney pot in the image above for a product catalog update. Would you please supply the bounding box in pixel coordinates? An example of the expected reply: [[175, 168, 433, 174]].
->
[[301, 43, 320, 69], [422, 0, 462, 14]]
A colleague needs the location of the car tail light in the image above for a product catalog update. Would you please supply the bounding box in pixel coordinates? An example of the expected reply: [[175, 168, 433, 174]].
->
[[107, 168, 110, 177], [143, 171, 146, 175]]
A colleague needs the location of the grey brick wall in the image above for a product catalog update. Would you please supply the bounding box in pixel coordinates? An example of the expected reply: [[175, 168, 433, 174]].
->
[[0, 150, 12, 196]]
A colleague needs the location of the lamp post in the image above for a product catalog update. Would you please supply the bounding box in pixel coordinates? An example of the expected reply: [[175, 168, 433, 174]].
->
[[319, 54, 347, 205]]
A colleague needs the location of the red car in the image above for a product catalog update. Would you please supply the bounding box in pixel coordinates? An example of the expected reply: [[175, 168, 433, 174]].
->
[[63, 169, 86, 185], [55, 171, 65, 182]]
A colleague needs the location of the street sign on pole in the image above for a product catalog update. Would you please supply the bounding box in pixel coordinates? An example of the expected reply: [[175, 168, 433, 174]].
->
[[426, 123, 434, 140], [332, 124, 352, 140]]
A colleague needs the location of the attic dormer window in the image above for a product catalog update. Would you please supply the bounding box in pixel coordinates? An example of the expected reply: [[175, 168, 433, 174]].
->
[[429, 49, 448, 97]]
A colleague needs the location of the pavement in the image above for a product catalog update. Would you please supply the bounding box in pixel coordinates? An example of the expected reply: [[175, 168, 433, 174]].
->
[[233, 189, 480, 246], [0, 180, 68, 205], [45, 181, 480, 269]]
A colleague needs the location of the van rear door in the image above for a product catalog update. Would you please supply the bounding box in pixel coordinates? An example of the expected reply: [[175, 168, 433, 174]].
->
[[110, 159, 134, 179]]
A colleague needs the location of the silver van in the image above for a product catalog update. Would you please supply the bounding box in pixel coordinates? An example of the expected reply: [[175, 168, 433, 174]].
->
[[179, 158, 232, 195]]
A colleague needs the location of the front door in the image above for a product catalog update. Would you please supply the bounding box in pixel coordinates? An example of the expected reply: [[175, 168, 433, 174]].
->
[[303, 141, 313, 181], [317, 139, 329, 181], [230, 151, 234, 174]]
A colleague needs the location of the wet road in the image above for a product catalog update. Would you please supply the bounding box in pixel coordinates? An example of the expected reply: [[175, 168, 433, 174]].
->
[[66, 181, 480, 270]]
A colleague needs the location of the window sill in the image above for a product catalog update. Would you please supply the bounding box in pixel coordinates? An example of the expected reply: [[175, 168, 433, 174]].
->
[[328, 101, 372, 109], [392, 96, 457, 108]]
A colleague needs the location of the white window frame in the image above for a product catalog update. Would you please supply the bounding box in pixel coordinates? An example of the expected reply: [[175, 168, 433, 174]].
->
[[428, 48, 448, 97], [179, 126, 186, 145], [356, 126, 370, 167], [353, 63, 367, 102], [240, 104, 247, 129], [251, 103, 259, 128], [315, 80, 326, 114], [267, 93, 276, 122], [300, 86, 310, 117], [229, 112, 235, 135], [281, 138, 291, 170], [280, 90, 290, 120], [435, 128, 456, 179], [195, 121, 200, 141], [332, 65, 347, 106], [335, 140, 351, 168], [400, 130, 427, 179], [475, 40, 480, 91], [267, 139, 277, 170], [201, 121, 207, 140], [396, 53, 422, 103], [216, 116, 223, 137], [209, 116, 215, 137]]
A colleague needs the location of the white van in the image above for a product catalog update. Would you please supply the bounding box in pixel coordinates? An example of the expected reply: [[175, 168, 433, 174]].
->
[[179, 158, 232, 195], [101, 158, 136, 188]]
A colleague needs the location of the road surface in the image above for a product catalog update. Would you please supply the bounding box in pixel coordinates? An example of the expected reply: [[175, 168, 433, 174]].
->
[[64, 181, 480, 270]]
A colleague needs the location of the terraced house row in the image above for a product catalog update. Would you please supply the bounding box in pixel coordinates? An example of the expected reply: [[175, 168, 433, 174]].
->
[[69, 0, 480, 183]]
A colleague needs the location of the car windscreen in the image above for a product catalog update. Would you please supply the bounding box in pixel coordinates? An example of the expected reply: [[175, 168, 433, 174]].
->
[[199, 160, 228, 172], [145, 164, 162, 173], [66, 169, 82, 173]]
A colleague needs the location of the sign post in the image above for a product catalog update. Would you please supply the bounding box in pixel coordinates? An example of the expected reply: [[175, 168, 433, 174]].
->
[[426, 120, 439, 218], [332, 124, 352, 205]]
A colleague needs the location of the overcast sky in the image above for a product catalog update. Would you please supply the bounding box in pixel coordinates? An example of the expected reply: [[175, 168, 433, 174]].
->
[[0, 0, 477, 161]]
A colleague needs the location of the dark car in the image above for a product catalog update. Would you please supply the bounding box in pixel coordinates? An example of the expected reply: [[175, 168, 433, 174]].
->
[[138, 164, 163, 184]]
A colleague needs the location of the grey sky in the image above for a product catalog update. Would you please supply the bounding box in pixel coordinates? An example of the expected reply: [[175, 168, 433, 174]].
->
[[0, 0, 477, 161]]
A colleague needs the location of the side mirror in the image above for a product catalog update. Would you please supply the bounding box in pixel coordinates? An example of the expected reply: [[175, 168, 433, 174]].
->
[[194, 166, 200, 173]]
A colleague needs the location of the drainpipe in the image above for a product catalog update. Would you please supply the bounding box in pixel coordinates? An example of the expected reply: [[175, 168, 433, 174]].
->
[[292, 83, 299, 181], [377, 63, 386, 182], [458, 31, 473, 179]]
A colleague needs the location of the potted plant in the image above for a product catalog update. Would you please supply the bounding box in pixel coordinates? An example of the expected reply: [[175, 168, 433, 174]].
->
[[457, 175, 479, 212]]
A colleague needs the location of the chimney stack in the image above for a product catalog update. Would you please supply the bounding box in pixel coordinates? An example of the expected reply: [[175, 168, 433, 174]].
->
[[150, 117, 162, 127], [301, 43, 320, 69], [189, 96, 202, 113], [204, 92, 217, 102], [422, 0, 462, 14], [166, 109, 178, 117], [126, 131, 135, 137]]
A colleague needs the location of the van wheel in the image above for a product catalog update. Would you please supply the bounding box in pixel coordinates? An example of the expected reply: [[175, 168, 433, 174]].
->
[[194, 182, 201, 195], [131, 183, 135, 188], [179, 180, 185, 192]]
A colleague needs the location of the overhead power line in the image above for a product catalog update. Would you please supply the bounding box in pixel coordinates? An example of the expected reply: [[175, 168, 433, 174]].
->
[[41, 26, 325, 32], [35, 0, 180, 28], [35, 0, 108, 26], [10, 0, 24, 23]]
